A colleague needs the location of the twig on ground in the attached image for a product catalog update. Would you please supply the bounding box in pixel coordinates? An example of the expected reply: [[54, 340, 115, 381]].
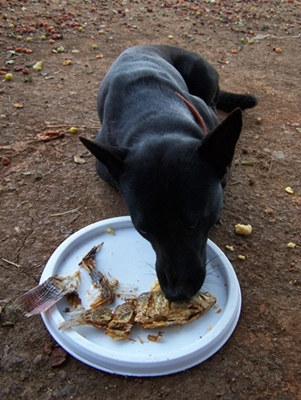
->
[[67, 214, 81, 226], [50, 208, 81, 217], [234, 347, 280, 369], [254, 33, 301, 40], [267, 156, 273, 175], [1, 258, 21, 268]]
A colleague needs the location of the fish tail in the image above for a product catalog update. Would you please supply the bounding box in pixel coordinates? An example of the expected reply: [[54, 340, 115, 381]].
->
[[13, 278, 66, 317]]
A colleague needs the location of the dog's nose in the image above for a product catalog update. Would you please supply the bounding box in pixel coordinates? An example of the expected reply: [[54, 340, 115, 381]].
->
[[164, 287, 195, 302], [157, 267, 204, 302]]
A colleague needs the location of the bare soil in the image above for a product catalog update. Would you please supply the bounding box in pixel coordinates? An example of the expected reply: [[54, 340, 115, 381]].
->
[[1, 1, 300, 399]]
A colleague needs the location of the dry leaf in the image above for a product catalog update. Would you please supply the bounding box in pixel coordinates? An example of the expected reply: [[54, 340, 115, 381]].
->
[[50, 347, 67, 367]]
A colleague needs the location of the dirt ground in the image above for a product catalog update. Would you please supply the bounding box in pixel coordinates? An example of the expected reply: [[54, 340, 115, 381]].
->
[[0, 0, 300, 399]]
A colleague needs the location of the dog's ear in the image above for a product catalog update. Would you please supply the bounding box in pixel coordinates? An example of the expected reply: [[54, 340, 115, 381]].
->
[[198, 108, 242, 180], [80, 137, 127, 181]]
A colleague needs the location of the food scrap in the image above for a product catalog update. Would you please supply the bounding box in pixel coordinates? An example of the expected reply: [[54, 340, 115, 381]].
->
[[134, 289, 216, 329], [14, 243, 216, 341], [38, 130, 64, 141], [147, 332, 163, 342], [13, 103, 24, 109], [66, 292, 82, 308], [235, 224, 252, 236], [79, 243, 118, 308], [59, 286, 216, 340], [13, 270, 81, 317], [285, 187, 294, 195], [106, 302, 136, 340]]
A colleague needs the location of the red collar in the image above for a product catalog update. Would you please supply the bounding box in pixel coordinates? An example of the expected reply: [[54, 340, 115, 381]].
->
[[176, 92, 208, 134]]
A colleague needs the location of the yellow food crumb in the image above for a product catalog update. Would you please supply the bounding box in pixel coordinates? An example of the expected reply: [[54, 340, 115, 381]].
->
[[235, 224, 252, 236], [285, 187, 294, 195], [287, 242, 296, 249], [238, 255, 246, 260], [225, 245, 234, 252]]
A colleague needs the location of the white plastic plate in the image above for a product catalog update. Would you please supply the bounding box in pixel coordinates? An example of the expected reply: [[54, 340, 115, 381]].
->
[[40, 216, 241, 376]]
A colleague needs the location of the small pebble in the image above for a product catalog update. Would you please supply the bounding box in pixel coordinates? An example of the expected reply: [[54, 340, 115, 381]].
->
[[2, 156, 10, 166], [58, 370, 67, 381], [33, 354, 43, 365]]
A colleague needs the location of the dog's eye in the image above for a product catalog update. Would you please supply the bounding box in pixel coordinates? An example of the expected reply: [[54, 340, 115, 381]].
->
[[187, 221, 199, 230], [138, 229, 153, 240]]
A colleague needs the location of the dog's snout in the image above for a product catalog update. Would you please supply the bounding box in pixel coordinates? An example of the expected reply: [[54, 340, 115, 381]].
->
[[156, 262, 206, 302], [164, 288, 193, 302]]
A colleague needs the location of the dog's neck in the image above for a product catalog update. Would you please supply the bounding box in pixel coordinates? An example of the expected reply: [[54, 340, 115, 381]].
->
[[175, 92, 208, 134]]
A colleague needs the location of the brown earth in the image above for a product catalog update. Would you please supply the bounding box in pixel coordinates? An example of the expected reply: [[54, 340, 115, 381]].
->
[[0, 1, 301, 399]]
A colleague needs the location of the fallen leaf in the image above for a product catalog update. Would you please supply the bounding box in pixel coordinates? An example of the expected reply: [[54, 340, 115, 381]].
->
[[50, 346, 67, 367], [38, 130, 65, 141], [33, 61, 44, 71]]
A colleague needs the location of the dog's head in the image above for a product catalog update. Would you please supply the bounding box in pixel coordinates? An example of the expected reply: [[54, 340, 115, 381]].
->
[[80, 108, 242, 301]]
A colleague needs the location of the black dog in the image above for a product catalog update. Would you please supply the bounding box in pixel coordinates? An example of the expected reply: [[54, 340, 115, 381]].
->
[[80, 45, 257, 301]]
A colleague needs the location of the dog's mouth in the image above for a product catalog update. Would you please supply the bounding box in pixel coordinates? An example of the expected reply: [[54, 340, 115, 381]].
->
[[157, 272, 206, 302], [154, 249, 207, 302]]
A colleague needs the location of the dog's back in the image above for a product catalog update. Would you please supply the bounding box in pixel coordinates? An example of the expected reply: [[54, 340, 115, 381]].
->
[[97, 46, 220, 148]]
